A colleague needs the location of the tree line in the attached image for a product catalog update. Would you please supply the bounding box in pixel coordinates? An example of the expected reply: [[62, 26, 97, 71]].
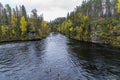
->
[[49, 0, 120, 47], [0, 3, 50, 42]]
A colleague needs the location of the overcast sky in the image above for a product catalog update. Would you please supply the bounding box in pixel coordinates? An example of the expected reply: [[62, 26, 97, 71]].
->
[[0, 0, 83, 21]]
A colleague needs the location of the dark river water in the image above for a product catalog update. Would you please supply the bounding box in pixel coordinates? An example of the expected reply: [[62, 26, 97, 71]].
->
[[0, 33, 120, 80]]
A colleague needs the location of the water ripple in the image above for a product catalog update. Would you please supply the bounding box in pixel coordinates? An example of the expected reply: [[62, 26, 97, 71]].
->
[[0, 32, 120, 80]]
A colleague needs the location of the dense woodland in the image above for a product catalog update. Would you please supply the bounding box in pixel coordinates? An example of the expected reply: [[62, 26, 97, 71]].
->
[[0, 3, 50, 42], [0, 0, 120, 48], [49, 0, 120, 47]]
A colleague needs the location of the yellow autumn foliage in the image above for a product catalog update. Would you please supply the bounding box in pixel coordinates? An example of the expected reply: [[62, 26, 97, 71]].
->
[[41, 20, 47, 28], [83, 16, 89, 21], [12, 29, 15, 34], [20, 16, 27, 34], [67, 19, 72, 26], [1, 26, 6, 36], [41, 20, 47, 34], [69, 27, 73, 32], [11, 15, 17, 26], [118, 0, 120, 13]]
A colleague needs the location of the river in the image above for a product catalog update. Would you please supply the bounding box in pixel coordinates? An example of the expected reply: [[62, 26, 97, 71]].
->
[[0, 32, 120, 80]]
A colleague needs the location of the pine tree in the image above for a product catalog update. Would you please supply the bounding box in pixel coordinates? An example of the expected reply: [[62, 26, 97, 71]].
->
[[5, 4, 12, 25], [0, 3, 3, 24], [21, 5, 27, 20]]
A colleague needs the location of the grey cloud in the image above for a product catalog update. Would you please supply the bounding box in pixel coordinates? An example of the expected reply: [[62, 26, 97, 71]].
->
[[1, 0, 82, 21], [26, 0, 80, 11]]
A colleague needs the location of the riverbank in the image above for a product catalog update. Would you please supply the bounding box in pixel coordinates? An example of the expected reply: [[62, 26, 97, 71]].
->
[[0, 32, 120, 80], [0, 39, 41, 45], [56, 17, 120, 50], [60, 32, 120, 51], [0, 34, 49, 45]]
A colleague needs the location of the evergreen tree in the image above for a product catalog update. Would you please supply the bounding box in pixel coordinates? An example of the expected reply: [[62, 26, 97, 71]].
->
[[21, 5, 27, 20], [5, 4, 12, 25]]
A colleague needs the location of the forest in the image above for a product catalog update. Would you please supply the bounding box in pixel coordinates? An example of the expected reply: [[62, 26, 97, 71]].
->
[[0, 0, 120, 80], [0, 3, 50, 42], [49, 0, 120, 48], [0, 0, 120, 48]]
